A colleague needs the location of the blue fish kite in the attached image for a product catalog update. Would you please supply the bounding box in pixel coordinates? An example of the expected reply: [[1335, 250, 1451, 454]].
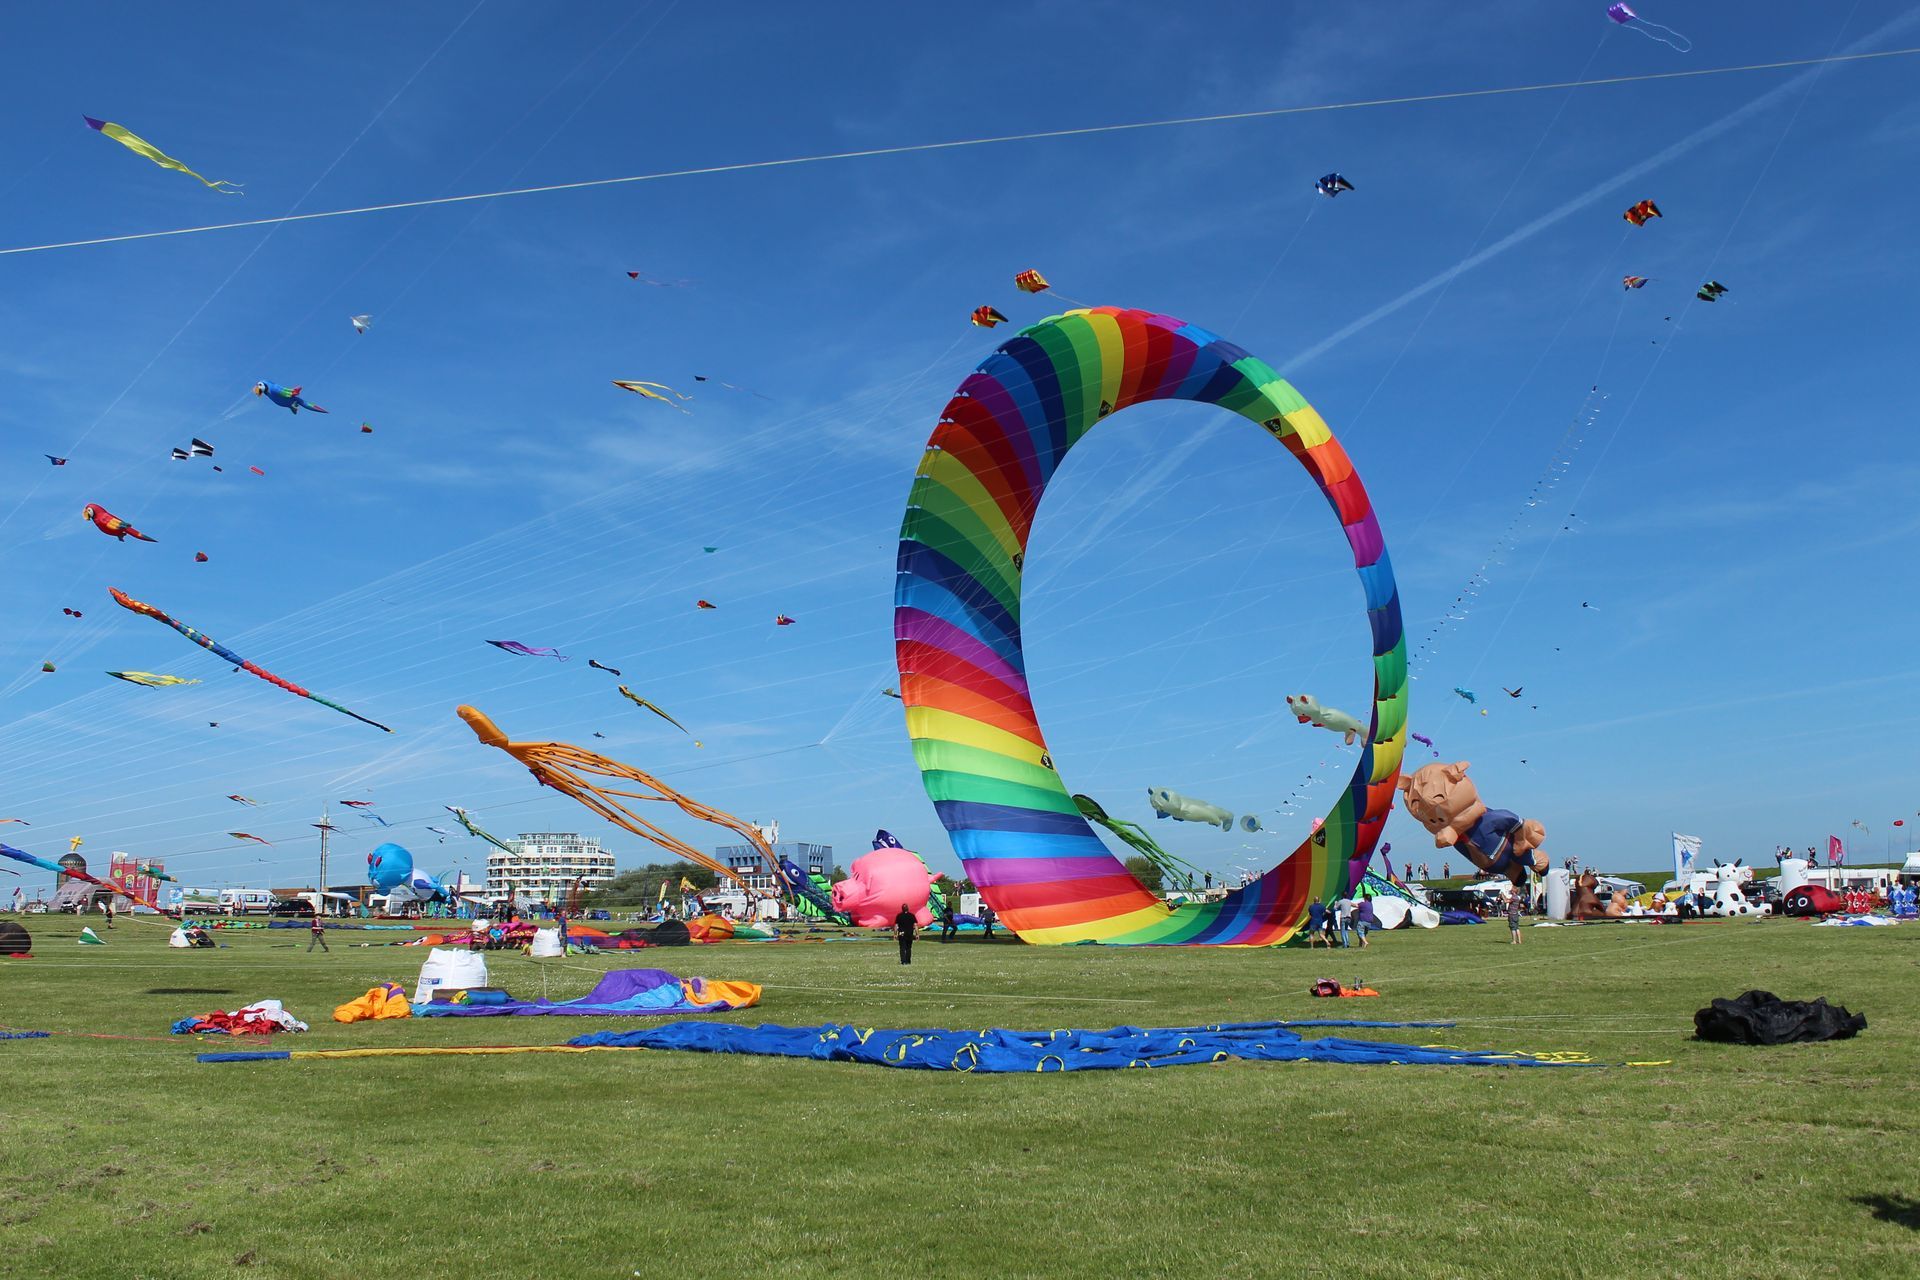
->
[[253, 381, 328, 415], [1452, 687, 1477, 705]]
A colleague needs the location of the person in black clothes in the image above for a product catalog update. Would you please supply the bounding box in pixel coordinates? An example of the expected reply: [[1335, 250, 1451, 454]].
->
[[938, 900, 957, 942], [893, 903, 917, 965], [979, 904, 996, 941]]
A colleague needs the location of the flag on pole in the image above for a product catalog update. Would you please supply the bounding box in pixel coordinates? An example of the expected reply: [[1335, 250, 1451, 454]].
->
[[1828, 835, 1844, 865], [1672, 833, 1702, 883]]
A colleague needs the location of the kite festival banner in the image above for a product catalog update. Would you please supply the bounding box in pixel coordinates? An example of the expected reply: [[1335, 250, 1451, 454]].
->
[[1672, 833, 1701, 883]]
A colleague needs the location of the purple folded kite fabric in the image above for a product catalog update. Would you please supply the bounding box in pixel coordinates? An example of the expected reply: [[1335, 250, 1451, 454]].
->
[[414, 968, 753, 1017], [485, 640, 568, 661]]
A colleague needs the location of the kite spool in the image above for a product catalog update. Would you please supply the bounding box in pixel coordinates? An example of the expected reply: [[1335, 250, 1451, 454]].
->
[[893, 307, 1406, 946]]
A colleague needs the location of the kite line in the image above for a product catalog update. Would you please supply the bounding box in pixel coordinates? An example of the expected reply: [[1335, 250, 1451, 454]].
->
[[3, 46, 1916, 258]]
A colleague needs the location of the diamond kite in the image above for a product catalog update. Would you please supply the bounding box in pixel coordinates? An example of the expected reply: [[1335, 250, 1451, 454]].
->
[[1315, 173, 1355, 197]]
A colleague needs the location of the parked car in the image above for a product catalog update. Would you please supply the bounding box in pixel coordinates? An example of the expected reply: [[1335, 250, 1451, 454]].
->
[[1743, 879, 1783, 909], [1426, 887, 1500, 915], [267, 897, 315, 918]]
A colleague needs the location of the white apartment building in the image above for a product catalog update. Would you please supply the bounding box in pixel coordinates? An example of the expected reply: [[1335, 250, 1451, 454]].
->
[[487, 832, 616, 903]]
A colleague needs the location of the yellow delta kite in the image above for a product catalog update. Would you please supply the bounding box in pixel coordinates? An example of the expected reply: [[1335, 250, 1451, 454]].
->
[[106, 671, 203, 688], [612, 381, 692, 414], [83, 116, 240, 193]]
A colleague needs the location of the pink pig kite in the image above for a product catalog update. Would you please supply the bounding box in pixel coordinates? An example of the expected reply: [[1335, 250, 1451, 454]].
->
[[831, 830, 942, 929]]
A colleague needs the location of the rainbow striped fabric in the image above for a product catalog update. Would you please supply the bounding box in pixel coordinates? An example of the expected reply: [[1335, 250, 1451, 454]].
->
[[893, 307, 1406, 945]]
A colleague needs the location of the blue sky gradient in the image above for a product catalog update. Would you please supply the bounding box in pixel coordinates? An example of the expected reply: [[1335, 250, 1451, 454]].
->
[[4, 2, 1918, 892]]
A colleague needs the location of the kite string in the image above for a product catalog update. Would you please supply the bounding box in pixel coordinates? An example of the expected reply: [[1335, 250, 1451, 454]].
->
[[1443, 0, 1870, 727], [4, 46, 1918, 259]]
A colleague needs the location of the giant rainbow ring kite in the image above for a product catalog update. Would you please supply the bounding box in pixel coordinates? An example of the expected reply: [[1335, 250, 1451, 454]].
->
[[893, 307, 1406, 945]]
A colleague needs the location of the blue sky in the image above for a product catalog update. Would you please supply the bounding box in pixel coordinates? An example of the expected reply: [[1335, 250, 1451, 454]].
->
[[4, 1, 1918, 894]]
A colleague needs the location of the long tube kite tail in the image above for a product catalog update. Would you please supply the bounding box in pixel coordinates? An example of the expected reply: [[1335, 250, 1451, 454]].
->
[[84, 116, 241, 193], [455, 706, 784, 894], [108, 587, 392, 732]]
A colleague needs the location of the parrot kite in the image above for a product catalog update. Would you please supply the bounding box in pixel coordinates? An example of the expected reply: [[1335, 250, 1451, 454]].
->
[[252, 381, 328, 414], [82, 504, 157, 542]]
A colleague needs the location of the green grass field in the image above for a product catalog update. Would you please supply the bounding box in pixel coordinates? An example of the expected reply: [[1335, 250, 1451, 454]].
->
[[3, 912, 1914, 1279]]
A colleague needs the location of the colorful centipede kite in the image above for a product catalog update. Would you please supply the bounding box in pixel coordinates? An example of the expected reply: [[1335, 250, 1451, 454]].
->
[[108, 587, 392, 732], [892, 306, 1407, 946]]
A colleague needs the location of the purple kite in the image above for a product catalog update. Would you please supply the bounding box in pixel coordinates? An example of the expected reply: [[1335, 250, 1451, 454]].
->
[[1606, 3, 1690, 51], [486, 640, 569, 661]]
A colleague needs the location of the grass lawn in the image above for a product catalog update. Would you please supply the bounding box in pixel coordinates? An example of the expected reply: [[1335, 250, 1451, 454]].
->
[[2, 912, 1915, 1279]]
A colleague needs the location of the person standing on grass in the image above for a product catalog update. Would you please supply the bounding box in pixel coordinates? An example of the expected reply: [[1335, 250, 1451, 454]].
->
[[893, 903, 917, 966], [1353, 897, 1375, 949], [1306, 896, 1329, 949], [1441, 861, 1451, 880], [1506, 891, 1523, 944], [307, 912, 329, 953], [980, 904, 996, 941], [102, 899, 115, 929], [938, 900, 957, 942]]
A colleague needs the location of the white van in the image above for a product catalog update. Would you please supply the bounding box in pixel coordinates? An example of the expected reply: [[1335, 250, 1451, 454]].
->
[[219, 889, 278, 915]]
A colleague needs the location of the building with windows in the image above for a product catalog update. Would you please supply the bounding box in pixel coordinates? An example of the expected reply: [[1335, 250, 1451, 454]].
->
[[487, 832, 616, 903], [713, 820, 832, 893]]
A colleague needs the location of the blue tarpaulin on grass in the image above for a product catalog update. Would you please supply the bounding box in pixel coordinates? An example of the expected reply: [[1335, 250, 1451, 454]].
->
[[565, 1019, 1578, 1072]]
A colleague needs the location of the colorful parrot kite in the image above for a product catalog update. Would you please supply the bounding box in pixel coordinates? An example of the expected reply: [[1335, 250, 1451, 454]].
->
[[350, 315, 372, 334], [83, 115, 240, 193], [696, 600, 717, 610], [1622, 199, 1662, 227], [486, 640, 568, 661], [46, 455, 67, 466], [227, 832, 274, 847], [1606, 3, 1691, 51], [1014, 269, 1049, 293], [617, 686, 689, 734], [774, 614, 796, 626], [1696, 280, 1728, 302], [226, 795, 257, 806], [109, 586, 392, 732], [83, 504, 157, 542], [1622, 275, 1649, 290], [587, 659, 623, 676], [253, 381, 327, 414], [1453, 687, 1477, 705], [106, 671, 201, 688], [1315, 173, 1355, 197], [970, 306, 1008, 329], [611, 380, 692, 412]]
